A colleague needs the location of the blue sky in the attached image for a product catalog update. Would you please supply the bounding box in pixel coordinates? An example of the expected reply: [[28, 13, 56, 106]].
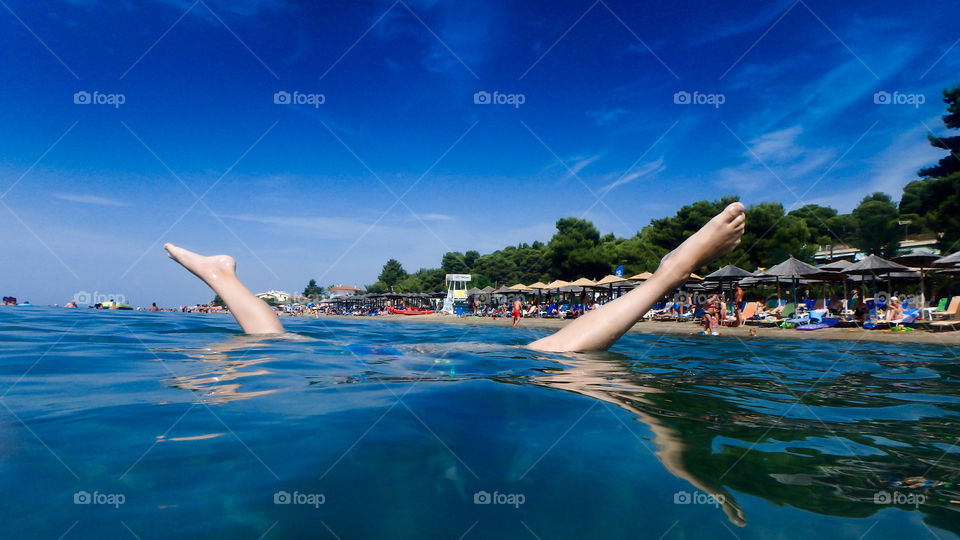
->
[[0, 0, 957, 306]]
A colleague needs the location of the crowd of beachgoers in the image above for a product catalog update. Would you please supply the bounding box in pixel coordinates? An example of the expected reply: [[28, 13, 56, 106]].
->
[[249, 284, 960, 335]]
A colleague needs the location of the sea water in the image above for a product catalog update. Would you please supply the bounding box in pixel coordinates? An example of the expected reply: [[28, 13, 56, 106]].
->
[[1, 307, 958, 538]]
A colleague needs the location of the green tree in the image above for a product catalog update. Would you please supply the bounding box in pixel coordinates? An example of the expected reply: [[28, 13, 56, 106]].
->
[[260, 295, 279, 306], [905, 84, 960, 251], [787, 204, 838, 245], [825, 214, 858, 245], [851, 193, 901, 256], [441, 252, 469, 274], [211, 294, 225, 307], [365, 281, 389, 294], [545, 217, 612, 279], [302, 279, 324, 299], [378, 259, 408, 290]]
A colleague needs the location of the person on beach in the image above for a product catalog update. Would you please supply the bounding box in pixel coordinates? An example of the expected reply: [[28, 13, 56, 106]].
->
[[163, 202, 746, 352], [733, 285, 744, 327], [702, 293, 720, 335], [512, 297, 522, 328], [886, 296, 903, 322]]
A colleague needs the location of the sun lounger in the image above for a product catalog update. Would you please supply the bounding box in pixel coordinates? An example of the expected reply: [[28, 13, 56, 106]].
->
[[932, 296, 960, 320]]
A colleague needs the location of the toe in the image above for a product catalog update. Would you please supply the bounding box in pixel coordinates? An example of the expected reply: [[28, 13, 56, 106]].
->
[[723, 202, 745, 222]]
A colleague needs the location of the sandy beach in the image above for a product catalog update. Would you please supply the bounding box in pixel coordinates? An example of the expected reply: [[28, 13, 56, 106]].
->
[[308, 312, 960, 346]]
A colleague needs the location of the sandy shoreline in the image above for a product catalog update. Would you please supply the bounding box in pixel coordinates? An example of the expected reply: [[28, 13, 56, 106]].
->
[[293, 312, 960, 346]]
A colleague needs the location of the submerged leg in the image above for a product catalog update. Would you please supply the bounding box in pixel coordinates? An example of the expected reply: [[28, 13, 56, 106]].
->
[[528, 202, 746, 352], [164, 243, 285, 334]]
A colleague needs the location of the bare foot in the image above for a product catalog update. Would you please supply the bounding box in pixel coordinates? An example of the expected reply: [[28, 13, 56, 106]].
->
[[164, 243, 237, 285], [658, 202, 745, 280]]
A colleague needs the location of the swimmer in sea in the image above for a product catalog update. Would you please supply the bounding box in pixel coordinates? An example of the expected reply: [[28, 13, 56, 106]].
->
[[164, 202, 746, 352]]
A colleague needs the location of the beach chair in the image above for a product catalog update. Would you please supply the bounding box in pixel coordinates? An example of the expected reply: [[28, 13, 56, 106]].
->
[[724, 301, 757, 326], [932, 296, 960, 321], [936, 298, 948, 312], [780, 303, 796, 319]]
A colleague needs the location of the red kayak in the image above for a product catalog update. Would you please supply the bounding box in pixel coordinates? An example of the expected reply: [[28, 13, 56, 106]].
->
[[387, 306, 434, 315]]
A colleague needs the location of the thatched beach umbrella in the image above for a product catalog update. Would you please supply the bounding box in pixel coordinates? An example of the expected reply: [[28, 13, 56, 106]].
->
[[892, 252, 940, 307], [702, 264, 753, 304], [628, 272, 653, 281], [595, 274, 628, 300], [932, 251, 960, 268], [525, 281, 548, 303], [703, 264, 753, 281], [543, 279, 570, 303], [842, 255, 912, 302], [819, 259, 853, 272], [759, 256, 824, 306]]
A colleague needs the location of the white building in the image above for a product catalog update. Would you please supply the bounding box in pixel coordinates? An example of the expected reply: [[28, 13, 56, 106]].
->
[[327, 285, 363, 298], [255, 290, 291, 303]]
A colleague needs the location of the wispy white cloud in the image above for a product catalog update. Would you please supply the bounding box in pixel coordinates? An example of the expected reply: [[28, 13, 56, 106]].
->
[[689, 0, 797, 46], [714, 124, 837, 197], [746, 125, 804, 163], [52, 192, 129, 207], [566, 155, 601, 178], [415, 213, 454, 222], [599, 157, 665, 195], [805, 121, 944, 212], [587, 106, 628, 126]]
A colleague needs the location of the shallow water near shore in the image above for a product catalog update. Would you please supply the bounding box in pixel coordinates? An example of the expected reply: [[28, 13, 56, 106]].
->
[[1, 307, 959, 538]]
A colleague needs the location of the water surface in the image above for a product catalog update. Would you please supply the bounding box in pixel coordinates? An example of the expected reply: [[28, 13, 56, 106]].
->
[[1, 307, 958, 538]]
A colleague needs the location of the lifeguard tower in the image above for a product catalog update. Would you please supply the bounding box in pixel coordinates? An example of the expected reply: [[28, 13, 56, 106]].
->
[[443, 274, 471, 315]]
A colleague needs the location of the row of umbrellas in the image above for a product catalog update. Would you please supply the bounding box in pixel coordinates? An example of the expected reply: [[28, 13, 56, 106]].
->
[[471, 272, 671, 297], [702, 250, 960, 307]]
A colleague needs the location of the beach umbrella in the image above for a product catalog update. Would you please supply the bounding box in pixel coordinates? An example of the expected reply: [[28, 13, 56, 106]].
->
[[818, 259, 853, 272], [543, 280, 570, 302], [688, 273, 703, 281], [628, 272, 653, 281], [892, 252, 940, 307], [595, 275, 628, 286], [759, 257, 823, 307], [932, 251, 960, 268], [817, 260, 854, 303], [842, 255, 912, 302], [567, 277, 597, 301], [524, 281, 548, 304], [702, 264, 753, 306], [594, 274, 628, 300]]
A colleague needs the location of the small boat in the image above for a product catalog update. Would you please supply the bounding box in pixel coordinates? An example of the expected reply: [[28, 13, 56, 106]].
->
[[386, 306, 433, 316], [15, 302, 32, 307]]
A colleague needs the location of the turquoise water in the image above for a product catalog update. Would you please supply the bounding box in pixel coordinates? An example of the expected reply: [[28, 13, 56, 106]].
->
[[1, 307, 959, 539]]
